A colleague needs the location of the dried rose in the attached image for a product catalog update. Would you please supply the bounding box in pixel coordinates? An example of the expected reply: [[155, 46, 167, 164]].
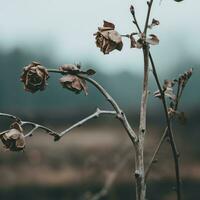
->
[[59, 64, 88, 95], [0, 122, 25, 151], [21, 61, 49, 93], [94, 20, 123, 54]]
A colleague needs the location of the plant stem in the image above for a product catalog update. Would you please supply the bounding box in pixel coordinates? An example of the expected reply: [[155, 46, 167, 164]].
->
[[135, 44, 150, 200], [149, 52, 181, 200]]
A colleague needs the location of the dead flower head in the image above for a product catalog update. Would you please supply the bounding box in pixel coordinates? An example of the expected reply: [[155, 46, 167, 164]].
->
[[0, 122, 25, 152], [21, 61, 49, 93], [94, 20, 123, 54], [59, 64, 88, 95]]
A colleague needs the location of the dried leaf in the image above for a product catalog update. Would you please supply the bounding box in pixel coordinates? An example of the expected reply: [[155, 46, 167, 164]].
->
[[148, 18, 160, 29]]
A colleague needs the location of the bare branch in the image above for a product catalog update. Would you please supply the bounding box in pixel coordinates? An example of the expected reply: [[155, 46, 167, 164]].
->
[[144, 0, 154, 35], [47, 69, 138, 144], [0, 112, 20, 122], [149, 52, 181, 200], [59, 108, 116, 138], [0, 113, 59, 140], [79, 75, 138, 144], [145, 127, 168, 180], [86, 150, 132, 200]]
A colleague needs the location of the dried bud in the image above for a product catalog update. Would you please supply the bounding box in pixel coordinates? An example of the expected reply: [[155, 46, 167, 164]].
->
[[130, 5, 135, 15], [0, 122, 25, 151], [178, 68, 193, 87], [59, 64, 81, 73], [21, 62, 49, 93], [94, 20, 123, 54], [60, 75, 87, 95]]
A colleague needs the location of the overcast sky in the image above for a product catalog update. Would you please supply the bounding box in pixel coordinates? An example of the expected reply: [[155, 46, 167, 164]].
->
[[0, 0, 199, 74]]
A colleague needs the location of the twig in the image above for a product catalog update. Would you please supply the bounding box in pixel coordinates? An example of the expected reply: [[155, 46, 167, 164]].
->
[[86, 150, 132, 200], [130, 6, 142, 33], [59, 108, 116, 138], [149, 52, 181, 200], [144, 0, 154, 35], [47, 69, 138, 144], [0, 112, 59, 140], [145, 127, 167, 180], [80, 75, 138, 144]]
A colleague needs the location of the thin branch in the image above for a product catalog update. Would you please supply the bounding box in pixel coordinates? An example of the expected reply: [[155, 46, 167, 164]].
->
[[149, 52, 181, 200], [130, 7, 142, 33], [21, 121, 58, 138], [47, 69, 138, 144], [79, 75, 138, 144], [145, 127, 167, 180], [144, 0, 154, 35], [0, 113, 59, 140], [86, 150, 132, 200], [0, 113, 20, 122], [59, 108, 116, 138]]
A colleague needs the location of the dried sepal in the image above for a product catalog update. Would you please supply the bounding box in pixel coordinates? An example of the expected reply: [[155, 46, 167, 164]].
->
[[148, 18, 160, 29], [146, 34, 159, 45], [94, 20, 123, 54], [21, 61, 49, 93], [0, 122, 25, 152]]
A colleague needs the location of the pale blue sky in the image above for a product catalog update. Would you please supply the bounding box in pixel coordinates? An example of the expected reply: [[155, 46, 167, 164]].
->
[[0, 0, 199, 74]]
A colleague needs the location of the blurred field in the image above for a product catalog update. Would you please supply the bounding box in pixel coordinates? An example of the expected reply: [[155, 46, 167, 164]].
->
[[0, 123, 199, 200]]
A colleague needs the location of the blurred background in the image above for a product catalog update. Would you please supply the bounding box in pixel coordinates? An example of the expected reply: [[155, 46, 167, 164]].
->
[[0, 0, 199, 199]]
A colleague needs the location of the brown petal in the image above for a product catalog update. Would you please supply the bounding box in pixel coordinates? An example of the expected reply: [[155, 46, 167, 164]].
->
[[103, 20, 115, 29], [60, 75, 76, 83], [108, 30, 122, 44], [71, 77, 82, 91], [16, 135, 26, 149], [80, 79, 88, 95]]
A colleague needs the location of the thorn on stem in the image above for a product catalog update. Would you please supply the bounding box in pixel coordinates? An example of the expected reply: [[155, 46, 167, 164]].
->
[[54, 135, 61, 142]]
